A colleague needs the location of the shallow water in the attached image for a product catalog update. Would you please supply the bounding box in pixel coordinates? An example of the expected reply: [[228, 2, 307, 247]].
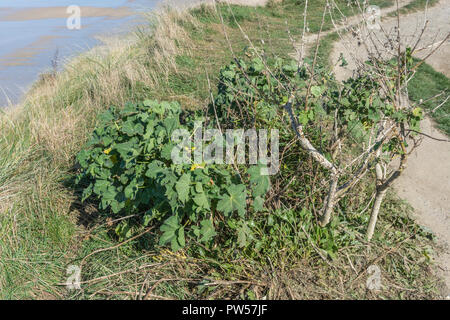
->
[[0, 0, 160, 107]]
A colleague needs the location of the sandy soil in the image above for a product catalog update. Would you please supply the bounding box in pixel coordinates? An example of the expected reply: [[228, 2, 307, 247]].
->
[[328, 0, 450, 296], [0, 36, 65, 69], [330, 0, 450, 80], [395, 118, 450, 296], [0, 1, 271, 22], [0, 6, 134, 21], [295, 0, 414, 55]]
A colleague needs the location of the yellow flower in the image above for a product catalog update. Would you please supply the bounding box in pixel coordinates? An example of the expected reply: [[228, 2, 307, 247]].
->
[[412, 107, 423, 117], [103, 148, 112, 155], [190, 163, 205, 171], [362, 121, 372, 130]]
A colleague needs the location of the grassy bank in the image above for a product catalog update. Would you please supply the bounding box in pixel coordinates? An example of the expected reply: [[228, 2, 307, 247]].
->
[[0, 0, 442, 299], [408, 61, 450, 135]]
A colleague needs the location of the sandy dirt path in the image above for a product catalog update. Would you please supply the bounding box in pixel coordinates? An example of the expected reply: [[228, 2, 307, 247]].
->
[[395, 118, 450, 296], [331, 0, 450, 79], [328, 0, 450, 296], [293, 0, 414, 55]]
